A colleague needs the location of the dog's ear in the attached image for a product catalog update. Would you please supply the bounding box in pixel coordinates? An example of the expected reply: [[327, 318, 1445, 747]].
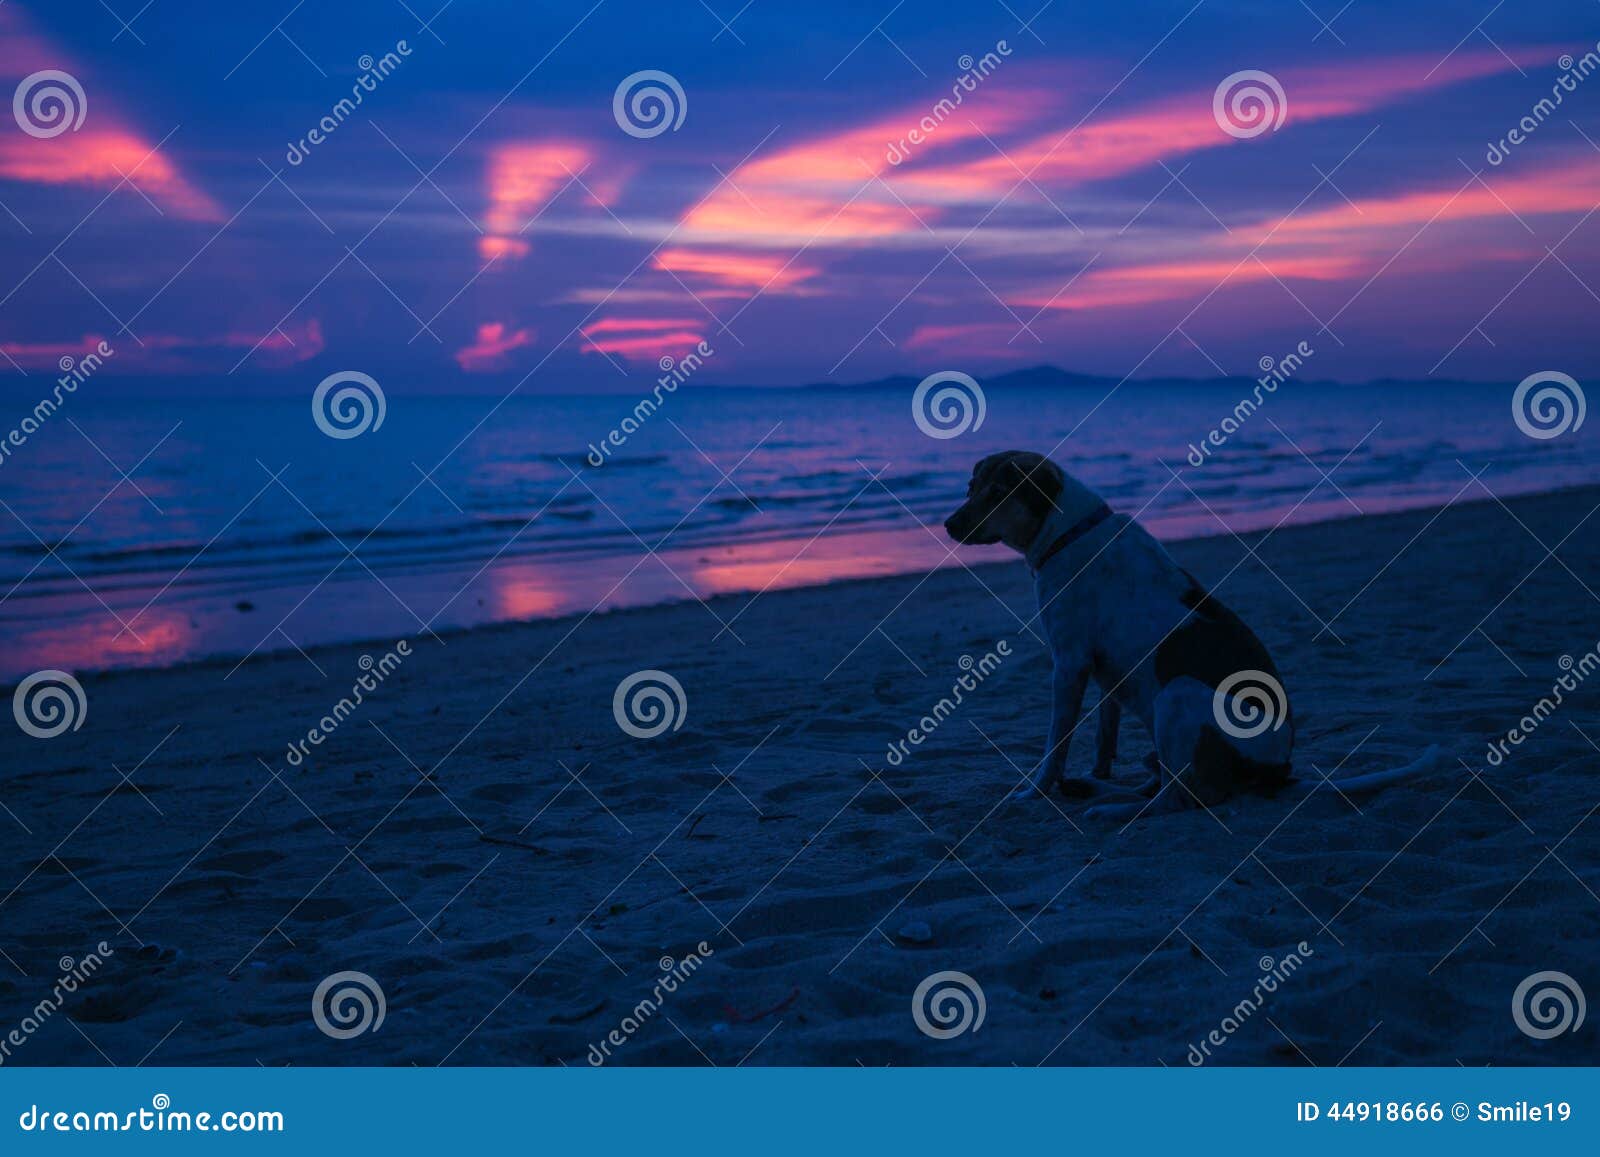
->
[[970, 452, 1009, 483], [1008, 455, 1065, 515]]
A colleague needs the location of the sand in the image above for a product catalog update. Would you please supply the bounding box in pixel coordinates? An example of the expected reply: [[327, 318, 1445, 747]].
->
[[2, 484, 1598, 1066]]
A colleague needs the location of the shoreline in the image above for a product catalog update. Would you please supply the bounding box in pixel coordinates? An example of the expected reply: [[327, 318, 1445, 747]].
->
[[16, 478, 1598, 688]]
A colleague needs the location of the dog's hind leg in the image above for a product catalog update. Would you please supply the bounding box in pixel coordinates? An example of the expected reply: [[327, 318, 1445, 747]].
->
[[1088, 679, 1223, 818]]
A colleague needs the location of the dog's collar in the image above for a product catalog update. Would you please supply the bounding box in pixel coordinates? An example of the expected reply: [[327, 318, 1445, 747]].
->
[[1027, 503, 1113, 573]]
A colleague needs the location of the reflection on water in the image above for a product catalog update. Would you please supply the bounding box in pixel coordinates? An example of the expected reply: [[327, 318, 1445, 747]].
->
[[0, 381, 1591, 679], [0, 524, 951, 679], [4, 604, 197, 681]]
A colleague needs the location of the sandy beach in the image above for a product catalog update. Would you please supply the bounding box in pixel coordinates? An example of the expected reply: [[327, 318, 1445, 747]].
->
[[2, 484, 1597, 1067]]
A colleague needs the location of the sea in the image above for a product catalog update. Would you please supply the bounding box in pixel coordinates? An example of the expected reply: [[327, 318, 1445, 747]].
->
[[0, 376, 1591, 679]]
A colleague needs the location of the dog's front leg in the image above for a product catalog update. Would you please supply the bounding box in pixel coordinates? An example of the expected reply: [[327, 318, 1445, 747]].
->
[[1011, 661, 1089, 800], [1092, 694, 1120, 779]]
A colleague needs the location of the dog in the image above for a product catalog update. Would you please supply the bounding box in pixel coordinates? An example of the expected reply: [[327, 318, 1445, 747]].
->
[[944, 450, 1437, 819]]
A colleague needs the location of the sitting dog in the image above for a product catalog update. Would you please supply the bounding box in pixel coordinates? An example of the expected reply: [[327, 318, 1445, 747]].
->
[[945, 450, 1434, 818]]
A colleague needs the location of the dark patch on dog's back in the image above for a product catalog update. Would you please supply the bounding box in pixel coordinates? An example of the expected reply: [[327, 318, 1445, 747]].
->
[[1155, 574, 1280, 690]]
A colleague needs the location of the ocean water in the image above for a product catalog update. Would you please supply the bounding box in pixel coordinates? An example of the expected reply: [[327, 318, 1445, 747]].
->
[[0, 379, 1592, 678]]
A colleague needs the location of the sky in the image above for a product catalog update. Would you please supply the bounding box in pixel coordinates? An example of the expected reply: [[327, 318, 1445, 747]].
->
[[0, 0, 1596, 393]]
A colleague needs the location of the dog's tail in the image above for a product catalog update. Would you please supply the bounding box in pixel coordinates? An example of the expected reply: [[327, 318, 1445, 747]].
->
[[1310, 743, 1442, 795]]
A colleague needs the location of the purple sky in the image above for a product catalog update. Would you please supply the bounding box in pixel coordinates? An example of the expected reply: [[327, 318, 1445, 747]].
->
[[1, 0, 1597, 392]]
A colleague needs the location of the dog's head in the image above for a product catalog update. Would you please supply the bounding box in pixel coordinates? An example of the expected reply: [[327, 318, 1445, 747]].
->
[[943, 450, 1066, 548]]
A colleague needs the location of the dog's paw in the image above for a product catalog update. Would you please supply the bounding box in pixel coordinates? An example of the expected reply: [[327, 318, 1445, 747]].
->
[[1131, 774, 1161, 798], [1008, 784, 1042, 802]]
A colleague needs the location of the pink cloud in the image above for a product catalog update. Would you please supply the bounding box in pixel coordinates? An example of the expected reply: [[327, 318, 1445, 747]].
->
[[2, 320, 324, 371], [238, 318, 325, 366], [672, 88, 1042, 255], [455, 322, 534, 372], [1011, 152, 1600, 317], [0, 333, 113, 369], [478, 140, 626, 260], [0, 7, 220, 221], [904, 321, 1034, 357], [1252, 157, 1600, 246], [580, 317, 705, 360], [1015, 255, 1369, 313], [939, 49, 1549, 199], [655, 248, 819, 292], [653, 47, 1546, 310], [478, 236, 531, 260]]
